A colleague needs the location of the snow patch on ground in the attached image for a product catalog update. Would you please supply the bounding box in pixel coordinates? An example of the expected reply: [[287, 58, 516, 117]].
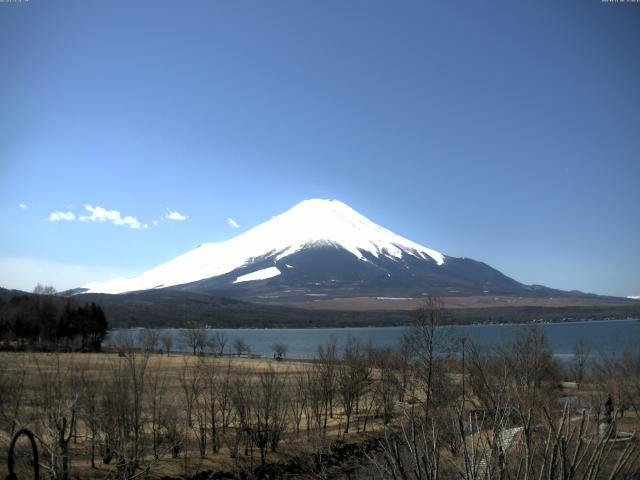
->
[[376, 297, 414, 301]]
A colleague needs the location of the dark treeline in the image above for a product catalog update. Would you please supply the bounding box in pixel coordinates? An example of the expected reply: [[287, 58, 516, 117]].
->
[[0, 290, 108, 351], [65, 289, 640, 329]]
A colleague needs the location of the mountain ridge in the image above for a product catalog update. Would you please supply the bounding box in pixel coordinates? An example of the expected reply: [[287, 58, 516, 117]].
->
[[3, 287, 638, 329]]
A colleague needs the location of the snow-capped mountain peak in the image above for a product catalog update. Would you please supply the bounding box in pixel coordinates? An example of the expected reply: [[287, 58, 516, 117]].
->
[[246, 199, 444, 264], [82, 199, 445, 294]]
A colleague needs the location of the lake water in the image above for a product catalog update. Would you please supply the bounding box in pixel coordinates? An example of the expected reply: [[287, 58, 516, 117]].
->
[[107, 318, 640, 360]]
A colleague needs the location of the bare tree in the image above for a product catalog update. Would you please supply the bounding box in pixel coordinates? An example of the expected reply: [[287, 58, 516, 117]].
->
[[139, 328, 160, 352], [78, 358, 104, 469], [253, 366, 287, 465], [33, 283, 57, 295], [160, 334, 173, 355], [306, 363, 329, 438], [148, 360, 169, 460], [468, 325, 560, 428], [181, 328, 208, 355], [395, 336, 414, 402], [233, 338, 250, 356], [179, 358, 201, 428], [370, 347, 400, 426], [467, 341, 509, 413], [228, 377, 251, 461], [317, 336, 338, 426], [337, 337, 371, 433], [405, 297, 453, 420], [193, 362, 209, 458], [502, 324, 560, 422], [593, 344, 640, 421], [123, 347, 151, 476], [201, 357, 221, 453], [97, 343, 151, 478], [99, 358, 127, 468], [207, 331, 227, 356], [162, 403, 183, 459], [34, 354, 78, 480], [289, 372, 308, 435], [571, 339, 592, 390], [617, 343, 640, 417]]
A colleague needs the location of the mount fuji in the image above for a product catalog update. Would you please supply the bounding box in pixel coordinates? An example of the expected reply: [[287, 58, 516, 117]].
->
[[81, 199, 570, 302]]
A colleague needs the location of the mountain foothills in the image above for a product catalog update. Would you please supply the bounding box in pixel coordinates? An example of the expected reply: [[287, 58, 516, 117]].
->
[[4, 199, 639, 328]]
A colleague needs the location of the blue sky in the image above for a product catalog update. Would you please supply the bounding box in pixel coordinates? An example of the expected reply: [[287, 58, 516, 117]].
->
[[1, 0, 639, 296]]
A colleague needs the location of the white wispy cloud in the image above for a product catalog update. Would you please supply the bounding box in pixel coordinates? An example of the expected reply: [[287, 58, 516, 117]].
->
[[164, 208, 188, 221], [48, 211, 76, 222], [79, 204, 147, 229], [19, 203, 28, 209], [227, 217, 240, 228], [45, 204, 189, 229]]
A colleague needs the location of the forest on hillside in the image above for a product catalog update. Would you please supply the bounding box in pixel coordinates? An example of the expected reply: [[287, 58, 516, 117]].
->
[[0, 287, 108, 351]]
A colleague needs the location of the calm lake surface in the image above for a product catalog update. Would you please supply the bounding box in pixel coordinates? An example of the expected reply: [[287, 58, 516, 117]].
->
[[108, 318, 640, 360]]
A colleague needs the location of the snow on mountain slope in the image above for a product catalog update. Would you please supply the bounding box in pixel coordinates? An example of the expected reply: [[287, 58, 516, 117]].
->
[[233, 267, 281, 284], [82, 199, 445, 294]]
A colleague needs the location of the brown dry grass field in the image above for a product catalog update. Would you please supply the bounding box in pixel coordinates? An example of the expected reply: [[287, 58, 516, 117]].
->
[[275, 295, 635, 311], [1, 349, 639, 479], [0, 351, 391, 479]]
